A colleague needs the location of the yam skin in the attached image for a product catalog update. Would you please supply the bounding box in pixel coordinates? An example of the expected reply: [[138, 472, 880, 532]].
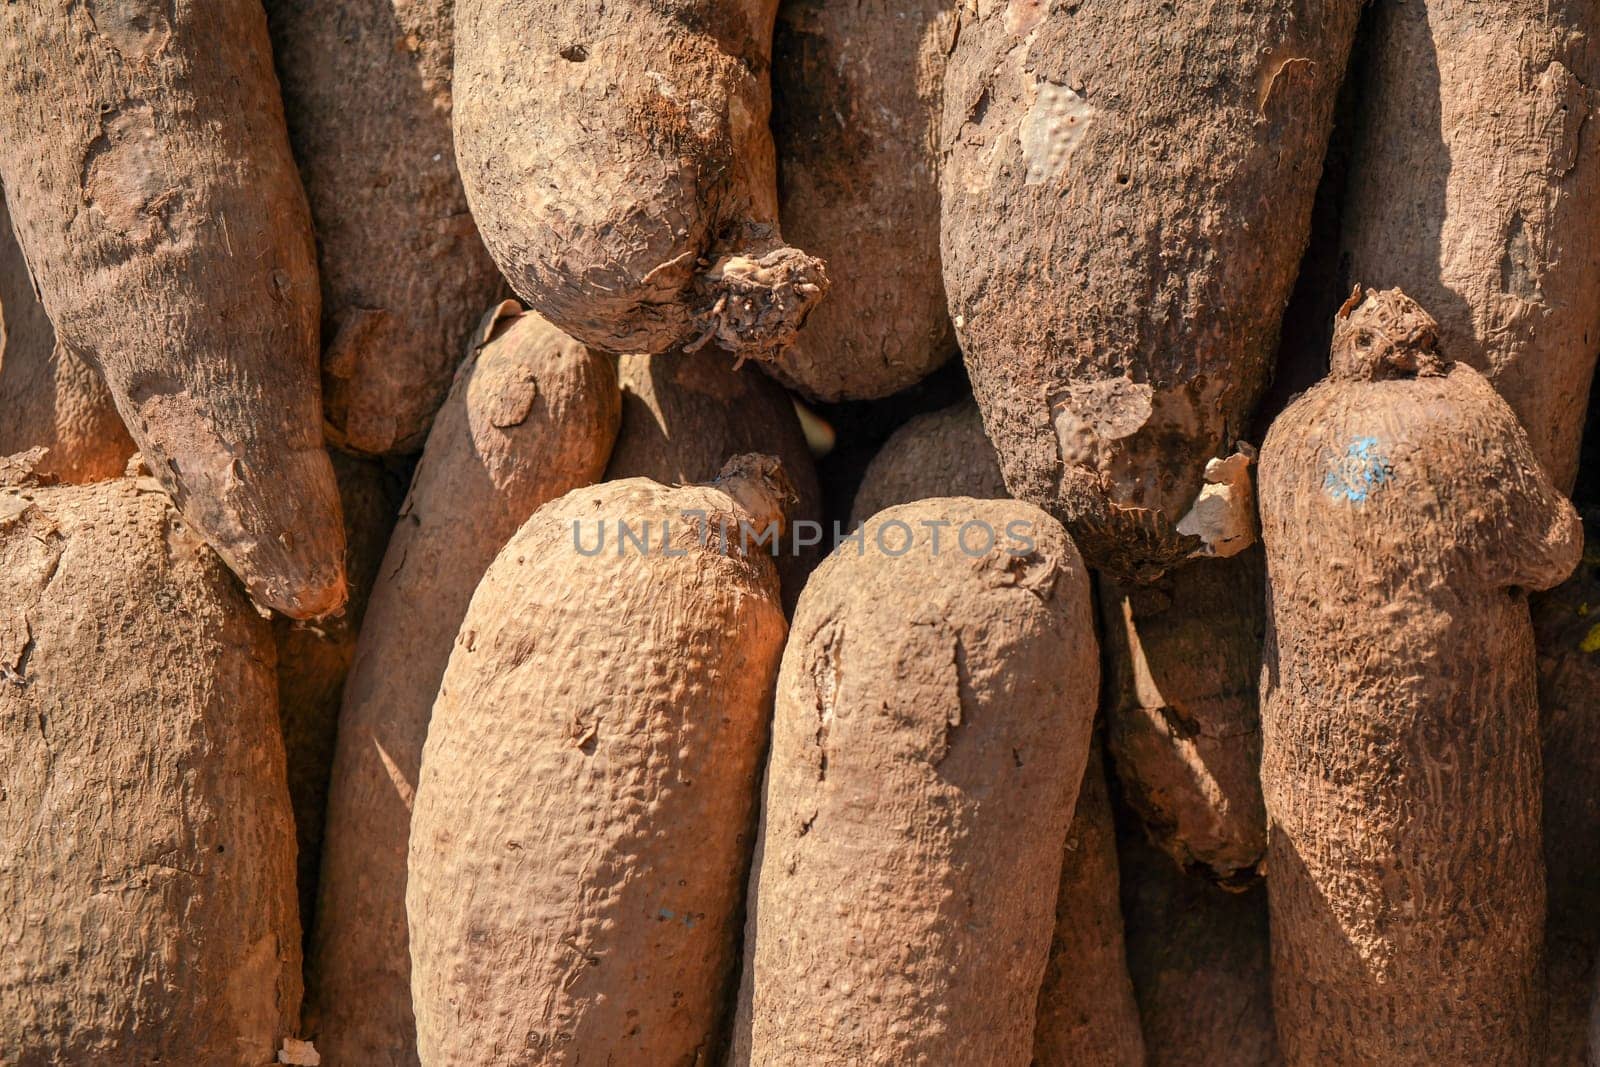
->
[[273, 452, 406, 952], [0, 193, 133, 482], [265, 0, 506, 456], [733, 498, 1099, 1065], [1098, 548, 1268, 882], [0, 476, 302, 1063], [939, 0, 1362, 579], [765, 0, 957, 400], [407, 458, 792, 1065], [1258, 289, 1583, 1064], [1117, 824, 1281, 1067], [0, 2, 346, 619], [1338, 0, 1600, 495], [309, 305, 618, 1066], [849, 400, 1007, 527], [607, 349, 822, 605], [453, 0, 828, 359], [1537, 510, 1600, 1064]]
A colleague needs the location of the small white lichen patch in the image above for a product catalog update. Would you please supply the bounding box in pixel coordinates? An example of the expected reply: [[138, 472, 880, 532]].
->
[[1177, 446, 1258, 558], [1021, 81, 1097, 187]]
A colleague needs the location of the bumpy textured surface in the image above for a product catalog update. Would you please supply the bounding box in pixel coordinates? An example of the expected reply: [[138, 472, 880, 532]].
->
[[733, 498, 1097, 1065], [1259, 290, 1583, 1064], [0, 194, 133, 482], [0, 476, 302, 1063], [939, 0, 1361, 579], [607, 349, 822, 607], [1099, 548, 1268, 882], [0, 1, 346, 618], [266, 0, 506, 456], [849, 401, 1008, 527], [408, 463, 790, 1065], [1536, 511, 1600, 1065], [1117, 824, 1281, 1066], [765, 0, 957, 400], [454, 0, 826, 359], [273, 453, 405, 952], [1338, 0, 1600, 494], [310, 306, 618, 1066], [1032, 739, 1145, 1066]]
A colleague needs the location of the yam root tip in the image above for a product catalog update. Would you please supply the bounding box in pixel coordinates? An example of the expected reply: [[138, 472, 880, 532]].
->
[[692, 248, 829, 360], [1330, 286, 1447, 381]]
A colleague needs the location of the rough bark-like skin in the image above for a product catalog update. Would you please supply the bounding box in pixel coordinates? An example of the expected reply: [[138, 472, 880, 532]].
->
[[1537, 510, 1600, 1065], [1338, 0, 1600, 495], [310, 305, 618, 1066], [733, 498, 1098, 1065], [0, 194, 133, 483], [0, 2, 347, 619], [1259, 290, 1583, 1064], [607, 349, 822, 606], [765, 0, 956, 400], [454, 0, 827, 360], [850, 401, 1007, 527], [1117, 824, 1281, 1067], [940, 0, 1361, 579], [1099, 548, 1267, 882], [408, 461, 790, 1066], [273, 453, 406, 953], [266, 0, 505, 456], [0, 476, 302, 1063], [1032, 738, 1145, 1066]]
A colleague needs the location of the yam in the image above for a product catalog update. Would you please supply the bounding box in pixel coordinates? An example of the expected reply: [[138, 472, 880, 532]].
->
[[0, 192, 132, 483], [1337, 0, 1600, 493], [0, 474, 302, 1063], [1258, 289, 1582, 1063], [407, 456, 792, 1065], [765, 0, 957, 400], [453, 0, 827, 359], [734, 498, 1098, 1065], [939, 0, 1362, 579], [265, 0, 506, 456], [1099, 548, 1268, 881], [309, 305, 618, 1065], [0, 2, 346, 619], [849, 401, 1007, 527]]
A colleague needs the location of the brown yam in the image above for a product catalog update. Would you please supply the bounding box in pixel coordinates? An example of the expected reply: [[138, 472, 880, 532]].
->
[[1258, 289, 1582, 1063], [849, 401, 1008, 527], [0, 475, 302, 1063], [1099, 549, 1268, 881], [0, 193, 132, 482], [1337, 0, 1600, 494], [0, 2, 347, 619], [765, 0, 957, 400], [939, 0, 1362, 579], [407, 457, 792, 1065], [265, 0, 506, 456], [454, 0, 827, 359], [309, 305, 618, 1065], [733, 498, 1098, 1065]]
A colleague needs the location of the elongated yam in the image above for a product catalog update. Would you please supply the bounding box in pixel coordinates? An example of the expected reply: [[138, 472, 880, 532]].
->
[[1099, 549, 1267, 881], [1117, 824, 1280, 1066], [1338, 0, 1600, 494], [849, 401, 1007, 527], [454, 0, 827, 359], [0, 193, 132, 482], [310, 305, 618, 1065], [1537, 510, 1600, 1064], [939, 0, 1362, 579], [765, 0, 957, 400], [1259, 289, 1582, 1063], [1032, 738, 1145, 1066], [734, 498, 1097, 1065], [0, 2, 345, 618], [266, 0, 505, 456], [0, 476, 302, 1063], [408, 457, 791, 1065], [607, 349, 823, 605]]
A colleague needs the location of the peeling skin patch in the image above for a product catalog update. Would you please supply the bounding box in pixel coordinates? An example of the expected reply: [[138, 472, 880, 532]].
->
[[1177, 446, 1257, 558], [1004, 0, 1046, 37], [1324, 436, 1394, 503], [1256, 53, 1315, 115], [1051, 378, 1153, 468], [85, 0, 174, 62], [1021, 82, 1096, 186], [81, 101, 192, 249]]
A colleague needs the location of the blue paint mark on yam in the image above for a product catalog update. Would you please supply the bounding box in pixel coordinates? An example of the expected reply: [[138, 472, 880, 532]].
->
[[1324, 436, 1394, 503]]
